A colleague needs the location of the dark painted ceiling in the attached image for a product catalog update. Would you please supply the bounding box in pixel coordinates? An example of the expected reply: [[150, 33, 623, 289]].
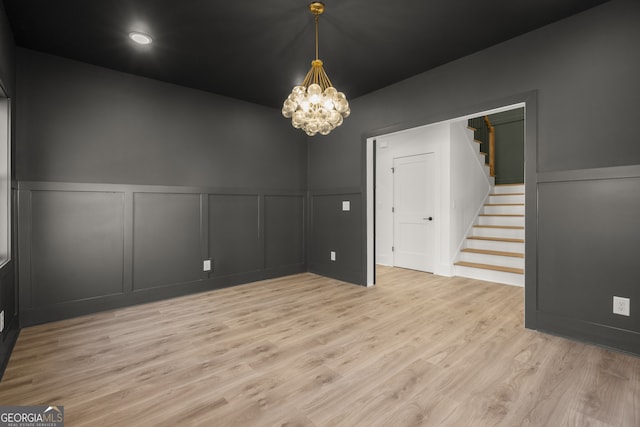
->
[[3, 0, 609, 108]]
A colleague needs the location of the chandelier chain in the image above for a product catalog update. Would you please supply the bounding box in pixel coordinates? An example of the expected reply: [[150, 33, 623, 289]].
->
[[315, 14, 319, 61]]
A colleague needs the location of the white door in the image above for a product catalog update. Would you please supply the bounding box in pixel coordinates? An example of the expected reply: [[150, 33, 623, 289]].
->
[[393, 153, 435, 272]]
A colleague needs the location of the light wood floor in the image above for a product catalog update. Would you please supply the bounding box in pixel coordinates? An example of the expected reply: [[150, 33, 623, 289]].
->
[[1, 267, 639, 426]]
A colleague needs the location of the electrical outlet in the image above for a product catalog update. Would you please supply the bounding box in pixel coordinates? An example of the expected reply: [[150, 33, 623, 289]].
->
[[203, 259, 212, 272], [613, 296, 630, 316], [0, 310, 4, 333], [330, 251, 336, 261]]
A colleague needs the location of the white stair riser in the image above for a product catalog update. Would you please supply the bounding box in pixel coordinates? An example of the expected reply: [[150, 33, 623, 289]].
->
[[493, 185, 524, 194], [478, 216, 525, 226], [459, 252, 525, 269], [455, 183, 526, 287], [454, 265, 524, 287], [466, 239, 525, 253], [489, 194, 524, 204], [483, 205, 525, 215], [472, 227, 525, 239]]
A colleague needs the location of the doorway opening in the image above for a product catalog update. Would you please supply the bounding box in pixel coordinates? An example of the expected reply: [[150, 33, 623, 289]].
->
[[366, 101, 531, 288]]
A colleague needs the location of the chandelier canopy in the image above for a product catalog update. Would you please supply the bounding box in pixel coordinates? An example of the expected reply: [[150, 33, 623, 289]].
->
[[282, 2, 350, 136]]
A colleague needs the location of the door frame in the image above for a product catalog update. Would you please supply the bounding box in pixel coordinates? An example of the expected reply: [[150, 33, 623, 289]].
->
[[373, 126, 446, 274], [363, 91, 538, 329], [0, 82, 9, 267]]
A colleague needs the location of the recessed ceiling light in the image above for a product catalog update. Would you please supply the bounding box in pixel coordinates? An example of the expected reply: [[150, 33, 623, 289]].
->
[[129, 32, 152, 45]]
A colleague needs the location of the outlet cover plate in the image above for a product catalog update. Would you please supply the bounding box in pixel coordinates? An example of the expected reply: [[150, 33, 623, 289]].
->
[[613, 296, 630, 316], [203, 259, 212, 272], [330, 251, 336, 261], [0, 310, 4, 333]]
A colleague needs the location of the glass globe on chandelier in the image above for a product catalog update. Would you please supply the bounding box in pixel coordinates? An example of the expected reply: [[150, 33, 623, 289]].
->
[[282, 2, 350, 136]]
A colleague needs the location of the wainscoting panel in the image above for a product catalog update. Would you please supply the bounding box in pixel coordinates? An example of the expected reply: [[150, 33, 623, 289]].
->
[[537, 172, 640, 354], [265, 195, 304, 269], [17, 182, 306, 326], [133, 193, 202, 290], [208, 194, 262, 277], [30, 190, 125, 305], [538, 177, 640, 321], [0, 261, 16, 380], [309, 192, 363, 284]]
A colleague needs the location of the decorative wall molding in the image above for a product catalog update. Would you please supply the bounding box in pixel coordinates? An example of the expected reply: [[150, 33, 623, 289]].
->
[[18, 181, 306, 326]]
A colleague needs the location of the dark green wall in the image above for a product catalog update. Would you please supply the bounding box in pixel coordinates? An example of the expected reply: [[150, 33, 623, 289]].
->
[[0, 0, 17, 379], [468, 108, 525, 185], [490, 108, 524, 185], [307, 0, 640, 354], [16, 49, 308, 326]]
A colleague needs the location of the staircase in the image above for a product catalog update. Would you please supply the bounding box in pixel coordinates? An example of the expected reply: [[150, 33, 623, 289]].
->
[[454, 183, 525, 286]]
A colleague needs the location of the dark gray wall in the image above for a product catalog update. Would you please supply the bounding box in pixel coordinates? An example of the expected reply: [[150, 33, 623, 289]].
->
[[309, 193, 363, 283], [16, 49, 308, 325], [309, 0, 640, 188], [17, 49, 307, 188], [307, 0, 640, 354], [538, 172, 640, 354], [0, 4, 13, 100], [0, 1, 17, 378]]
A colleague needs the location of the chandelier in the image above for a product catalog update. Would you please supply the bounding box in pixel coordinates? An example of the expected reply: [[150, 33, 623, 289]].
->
[[282, 2, 350, 136]]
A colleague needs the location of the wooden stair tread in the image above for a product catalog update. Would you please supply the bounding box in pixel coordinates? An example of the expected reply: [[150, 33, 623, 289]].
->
[[467, 126, 477, 131], [461, 248, 524, 258], [468, 236, 524, 243], [473, 139, 483, 144], [455, 261, 524, 274], [479, 214, 524, 217], [474, 225, 524, 229]]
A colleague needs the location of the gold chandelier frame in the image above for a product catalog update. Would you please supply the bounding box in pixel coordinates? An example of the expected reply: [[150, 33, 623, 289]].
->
[[301, 2, 334, 90]]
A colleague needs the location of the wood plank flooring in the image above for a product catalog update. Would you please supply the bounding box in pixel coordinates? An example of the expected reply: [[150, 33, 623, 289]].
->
[[1, 266, 639, 426]]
